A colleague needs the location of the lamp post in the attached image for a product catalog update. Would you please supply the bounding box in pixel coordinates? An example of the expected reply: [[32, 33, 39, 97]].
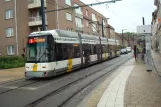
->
[[41, 0, 46, 31], [102, 18, 110, 38], [122, 29, 127, 47]]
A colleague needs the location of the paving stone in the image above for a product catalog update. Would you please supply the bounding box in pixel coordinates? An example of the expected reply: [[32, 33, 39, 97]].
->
[[124, 51, 161, 107]]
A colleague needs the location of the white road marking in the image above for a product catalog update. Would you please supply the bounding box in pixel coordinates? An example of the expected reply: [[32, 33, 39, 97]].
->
[[0, 86, 18, 89], [97, 65, 134, 107]]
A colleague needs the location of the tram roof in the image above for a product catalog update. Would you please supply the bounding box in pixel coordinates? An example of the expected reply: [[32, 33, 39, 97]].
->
[[55, 30, 79, 38]]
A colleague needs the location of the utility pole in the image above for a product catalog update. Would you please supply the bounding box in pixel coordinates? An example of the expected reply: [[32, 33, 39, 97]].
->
[[41, 0, 46, 31], [102, 17, 104, 37], [128, 34, 129, 46], [122, 29, 123, 46]]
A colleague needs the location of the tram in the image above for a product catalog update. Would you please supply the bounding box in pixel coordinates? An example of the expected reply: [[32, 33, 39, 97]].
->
[[25, 29, 120, 78]]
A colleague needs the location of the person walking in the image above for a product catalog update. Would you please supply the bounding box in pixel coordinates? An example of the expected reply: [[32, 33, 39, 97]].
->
[[134, 45, 137, 61]]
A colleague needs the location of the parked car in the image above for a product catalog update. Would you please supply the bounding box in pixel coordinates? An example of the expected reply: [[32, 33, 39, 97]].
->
[[126, 47, 132, 53], [121, 48, 127, 54]]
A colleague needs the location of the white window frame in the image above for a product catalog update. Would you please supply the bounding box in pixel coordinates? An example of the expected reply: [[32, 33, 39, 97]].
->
[[5, 0, 11, 2], [86, 20, 89, 27], [65, 0, 71, 6], [75, 17, 83, 28], [86, 9, 88, 16], [92, 13, 97, 21], [66, 13, 72, 21], [67, 27, 73, 32], [6, 27, 14, 37], [6, 9, 13, 19], [7, 45, 14, 55]]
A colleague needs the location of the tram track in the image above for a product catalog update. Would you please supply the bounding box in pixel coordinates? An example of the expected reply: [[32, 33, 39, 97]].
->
[[25, 55, 131, 107], [60, 56, 130, 107], [0, 79, 41, 94], [0, 56, 121, 95]]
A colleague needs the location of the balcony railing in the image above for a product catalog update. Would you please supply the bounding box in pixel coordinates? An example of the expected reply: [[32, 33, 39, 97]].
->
[[29, 16, 42, 22], [75, 12, 83, 19], [28, 0, 46, 9], [76, 24, 83, 31]]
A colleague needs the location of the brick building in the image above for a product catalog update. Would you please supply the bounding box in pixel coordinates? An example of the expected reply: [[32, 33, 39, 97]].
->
[[0, 0, 112, 56], [152, 0, 161, 52]]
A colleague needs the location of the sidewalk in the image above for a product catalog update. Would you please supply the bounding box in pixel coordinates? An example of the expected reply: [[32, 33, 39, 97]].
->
[[0, 67, 24, 83], [151, 50, 161, 76], [84, 51, 161, 107]]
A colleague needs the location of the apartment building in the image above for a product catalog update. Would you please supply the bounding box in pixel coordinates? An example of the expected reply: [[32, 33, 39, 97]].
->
[[152, 0, 161, 52], [0, 0, 110, 56]]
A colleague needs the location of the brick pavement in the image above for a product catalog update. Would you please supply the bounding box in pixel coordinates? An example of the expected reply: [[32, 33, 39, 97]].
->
[[124, 61, 161, 107], [84, 51, 161, 107]]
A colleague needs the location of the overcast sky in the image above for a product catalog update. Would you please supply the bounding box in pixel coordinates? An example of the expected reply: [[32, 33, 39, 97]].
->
[[80, 0, 156, 33]]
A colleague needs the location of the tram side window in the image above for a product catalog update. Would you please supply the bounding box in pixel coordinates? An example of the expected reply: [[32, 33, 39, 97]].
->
[[68, 44, 74, 59], [93, 45, 97, 54], [47, 35, 55, 61], [106, 44, 108, 53], [55, 43, 63, 61], [96, 44, 101, 54], [73, 44, 81, 58], [62, 44, 68, 60], [102, 45, 107, 53], [83, 44, 91, 56]]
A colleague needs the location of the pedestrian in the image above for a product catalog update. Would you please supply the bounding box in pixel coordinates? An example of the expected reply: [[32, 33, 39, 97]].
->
[[134, 45, 137, 61]]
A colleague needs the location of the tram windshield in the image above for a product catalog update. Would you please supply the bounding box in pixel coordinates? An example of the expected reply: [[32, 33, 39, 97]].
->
[[26, 36, 49, 63]]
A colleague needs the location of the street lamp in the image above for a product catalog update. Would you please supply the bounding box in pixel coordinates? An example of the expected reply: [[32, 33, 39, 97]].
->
[[122, 29, 127, 47]]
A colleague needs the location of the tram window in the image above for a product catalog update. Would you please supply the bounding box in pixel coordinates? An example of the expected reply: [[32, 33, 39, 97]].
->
[[73, 44, 80, 58], [55, 43, 63, 61], [62, 44, 68, 60], [47, 35, 55, 61], [93, 45, 97, 54], [102, 45, 107, 53], [68, 44, 75, 59], [83, 44, 91, 56], [96, 44, 101, 54]]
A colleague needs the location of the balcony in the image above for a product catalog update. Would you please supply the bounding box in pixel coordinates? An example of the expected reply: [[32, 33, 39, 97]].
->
[[76, 25, 83, 31], [28, 0, 47, 9], [75, 12, 83, 19], [28, 16, 48, 26]]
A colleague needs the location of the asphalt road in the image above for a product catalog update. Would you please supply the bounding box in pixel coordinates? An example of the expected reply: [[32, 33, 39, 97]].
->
[[0, 54, 132, 107]]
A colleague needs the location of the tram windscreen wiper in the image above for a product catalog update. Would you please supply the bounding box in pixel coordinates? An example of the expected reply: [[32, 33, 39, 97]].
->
[[37, 48, 49, 62]]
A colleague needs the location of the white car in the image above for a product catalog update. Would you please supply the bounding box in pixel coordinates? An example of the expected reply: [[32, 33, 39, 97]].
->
[[121, 48, 127, 54], [126, 47, 132, 53]]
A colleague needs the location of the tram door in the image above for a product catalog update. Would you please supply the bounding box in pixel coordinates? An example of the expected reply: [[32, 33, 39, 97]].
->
[[83, 44, 91, 65]]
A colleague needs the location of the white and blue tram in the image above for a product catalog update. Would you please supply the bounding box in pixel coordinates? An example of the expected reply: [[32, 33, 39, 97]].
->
[[25, 29, 120, 78]]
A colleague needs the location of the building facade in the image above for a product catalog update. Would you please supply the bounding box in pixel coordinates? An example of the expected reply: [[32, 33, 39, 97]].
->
[[0, 0, 111, 56], [152, 0, 161, 52]]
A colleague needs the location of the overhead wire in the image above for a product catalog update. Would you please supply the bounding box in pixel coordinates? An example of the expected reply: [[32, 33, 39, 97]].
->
[[95, 0, 137, 31]]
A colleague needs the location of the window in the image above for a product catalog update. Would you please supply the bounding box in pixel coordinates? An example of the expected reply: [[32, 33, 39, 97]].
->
[[7, 45, 14, 55], [67, 27, 73, 32], [6, 27, 14, 37], [92, 13, 97, 21], [66, 13, 72, 21], [75, 17, 83, 27], [6, 9, 13, 19], [65, 0, 71, 6], [86, 9, 88, 16], [74, 4, 82, 14], [92, 24, 97, 32], [5, 0, 11, 2], [86, 20, 89, 27]]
